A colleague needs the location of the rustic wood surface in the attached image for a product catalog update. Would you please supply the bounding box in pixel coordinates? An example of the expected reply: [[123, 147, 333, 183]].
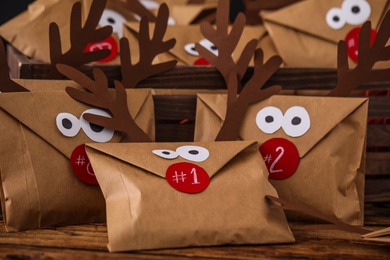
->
[[0, 202, 388, 259]]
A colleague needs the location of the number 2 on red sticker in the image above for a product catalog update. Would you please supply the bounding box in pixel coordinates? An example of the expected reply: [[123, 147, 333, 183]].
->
[[259, 138, 300, 180]]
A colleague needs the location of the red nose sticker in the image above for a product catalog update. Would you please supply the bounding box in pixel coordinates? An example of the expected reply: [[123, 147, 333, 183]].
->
[[166, 162, 210, 193], [345, 27, 377, 63], [70, 144, 98, 185], [194, 57, 211, 66], [85, 36, 118, 63], [259, 138, 300, 180]]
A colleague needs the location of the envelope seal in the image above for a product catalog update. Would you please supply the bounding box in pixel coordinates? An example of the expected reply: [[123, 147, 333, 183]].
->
[[85, 35, 118, 63], [70, 144, 98, 185]]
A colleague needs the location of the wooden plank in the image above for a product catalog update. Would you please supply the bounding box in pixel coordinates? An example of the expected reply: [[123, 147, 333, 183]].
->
[[366, 152, 390, 176], [367, 125, 390, 147]]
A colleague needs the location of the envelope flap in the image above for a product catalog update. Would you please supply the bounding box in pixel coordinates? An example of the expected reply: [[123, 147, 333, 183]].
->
[[171, 3, 217, 24], [0, 89, 152, 158], [197, 93, 227, 121], [86, 141, 257, 179], [261, 0, 388, 43]]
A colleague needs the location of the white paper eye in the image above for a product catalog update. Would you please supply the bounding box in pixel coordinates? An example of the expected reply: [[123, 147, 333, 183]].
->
[[99, 9, 126, 38], [342, 0, 371, 25], [80, 109, 115, 143], [199, 39, 218, 56], [326, 7, 346, 30], [184, 43, 199, 56], [256, 106, 283, 134], [56, 113, 80, 137], [152, 149, 179, 159], [282, 106, 310, 137], [176, 145, 210, 162]]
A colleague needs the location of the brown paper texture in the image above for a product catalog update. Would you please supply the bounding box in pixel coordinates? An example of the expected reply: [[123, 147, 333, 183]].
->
[[170, 3, 217, 24], [194, 94, 368, 225], [0, 0, 78, 62], [85, 141, 295, 252], [0, 84, 155, 231], [261, 0, 390, 68], [124, 21, 276, 65]]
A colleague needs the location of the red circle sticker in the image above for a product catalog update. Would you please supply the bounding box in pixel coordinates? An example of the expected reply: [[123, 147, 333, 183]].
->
[[85, 36, 118, 63], [166, 162, 210, 193], [345, 27, 377, 63], [70, 144, 98, 185], [193, 57, 211, 66], [259, 138, 300, 180]]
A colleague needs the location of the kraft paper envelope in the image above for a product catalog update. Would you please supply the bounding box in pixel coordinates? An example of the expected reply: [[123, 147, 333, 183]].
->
[[85, 141, 295, 252], [194, 94, 368, 225], [169, 3, 217, 24], [0, 87, 155, 231], [261, 0, 390, 68], [124, 21, 277, 65], [0, 0, 78, 63]]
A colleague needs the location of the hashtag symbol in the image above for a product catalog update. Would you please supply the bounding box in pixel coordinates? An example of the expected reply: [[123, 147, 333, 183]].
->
[[264, 154, 272, 164], [172, 171, 186, 183], [76, 155, 86, 166]]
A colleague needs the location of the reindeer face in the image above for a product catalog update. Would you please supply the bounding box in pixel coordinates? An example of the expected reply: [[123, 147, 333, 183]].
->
[[153, 145, 211, 193]]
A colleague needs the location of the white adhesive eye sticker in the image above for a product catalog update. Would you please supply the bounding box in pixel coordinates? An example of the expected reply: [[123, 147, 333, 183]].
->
[[342, 0, 371, 25], [152, 149, 179, 159], [282, 106, 310, 138], [56, 113, 81, 137], [140, 0, 160, 10], [326, 7, 346, 30], [99, 9, 126, 38], [256, 106, 283, 134], [80, 109, 115, 143], [176, 145, 210, 162], [184, 43, 199, 56]]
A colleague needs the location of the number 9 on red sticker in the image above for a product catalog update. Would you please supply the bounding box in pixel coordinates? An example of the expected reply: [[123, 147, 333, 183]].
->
[[259, 138, 300, 180], [166, 162, 210, 194]]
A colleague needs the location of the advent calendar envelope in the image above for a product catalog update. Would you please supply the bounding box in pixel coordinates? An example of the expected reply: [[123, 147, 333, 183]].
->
[[261, 0, 390, 68], [0, 88, 154, 231], [194, 94, 368, 225], [85, 141, 295, 252], [124, 22, 276, 65], [0, 0, 78, 62]]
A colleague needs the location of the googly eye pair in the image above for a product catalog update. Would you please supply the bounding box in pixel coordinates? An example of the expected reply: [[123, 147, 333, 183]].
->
[[153, 145, 210, 162], [326, 0, 371, 30], [56, 109, 115, 142], [256, 106, 310, 137], [184, 39, 218, 57]]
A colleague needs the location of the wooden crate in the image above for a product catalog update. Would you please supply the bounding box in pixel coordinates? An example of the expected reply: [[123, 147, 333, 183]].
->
[[6, 45, 390, 199]]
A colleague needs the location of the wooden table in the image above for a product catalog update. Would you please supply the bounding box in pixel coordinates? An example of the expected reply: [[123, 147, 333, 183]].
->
[[0, 201, 388, 259]]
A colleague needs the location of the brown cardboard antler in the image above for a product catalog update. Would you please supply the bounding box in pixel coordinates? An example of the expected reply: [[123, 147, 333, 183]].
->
[[47, 0, 113, 79], [120, 3, 177, 88], [196, 0, 282, 141], [56, 64, 152, 142], [0, 40, 28, 92], [328, 10, 390, 97]]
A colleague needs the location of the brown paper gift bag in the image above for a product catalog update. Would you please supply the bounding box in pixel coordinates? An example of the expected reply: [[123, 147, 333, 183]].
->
[[85, 141, 295, 252], [0, 0, 78, 63], [124, 21, 277, 65], [261, 0, 390, 68], [194, 94, 368, 225], [0, 86, 155, 231]]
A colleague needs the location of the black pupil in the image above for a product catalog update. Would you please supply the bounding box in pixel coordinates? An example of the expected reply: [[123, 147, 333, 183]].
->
[[90, 123, 104, 133], [352, 6, 360, 14], [188, 150, 199, 155], [333, 16, 340, 22], [107, 17, 116, 24], [191, 46, 196, 51], [265, 116, 274, 123], [62, 118, 73, 129], [211, 45, 217, 51], [291, 117, 301, 126], [162, 151, 170, 155]]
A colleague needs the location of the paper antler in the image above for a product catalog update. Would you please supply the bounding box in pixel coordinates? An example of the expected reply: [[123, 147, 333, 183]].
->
[[47, 0, 113, 79], [196, 0, 282, 141], [0, 40, 28, 92], [120, 3, 177, 88], [266, 195, 371, 235], [56, 64, 152, 143], [110, 0, 156, 22], [328, 10, 390, 97]]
